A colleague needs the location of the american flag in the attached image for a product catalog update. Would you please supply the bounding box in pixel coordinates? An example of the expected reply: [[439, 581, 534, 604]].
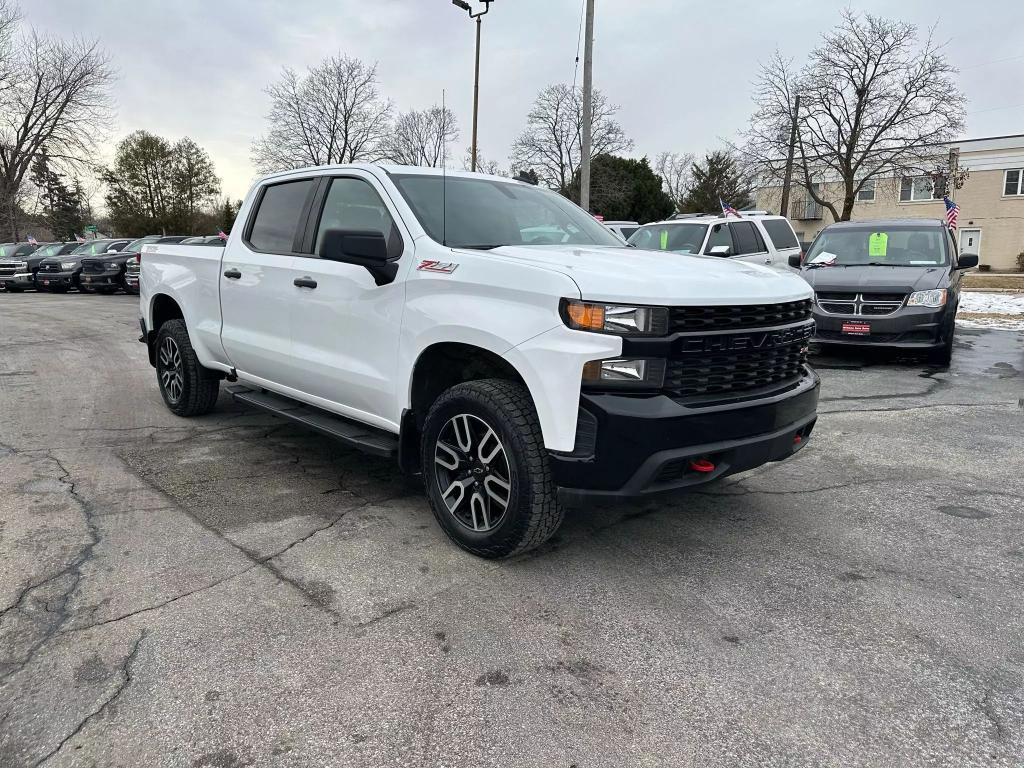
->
[[75, 234, 86, 243], [943, 196, 960, 231], [217, 230, 228, 241], [27, 234, 38, 245], [720, 198, 742, 218]]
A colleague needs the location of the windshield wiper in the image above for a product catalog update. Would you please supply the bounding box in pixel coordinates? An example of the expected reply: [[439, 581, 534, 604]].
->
[[457, 244, 503, 250]]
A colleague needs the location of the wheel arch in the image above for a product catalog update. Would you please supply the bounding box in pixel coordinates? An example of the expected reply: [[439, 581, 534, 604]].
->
[[400, 341, 531, 474]]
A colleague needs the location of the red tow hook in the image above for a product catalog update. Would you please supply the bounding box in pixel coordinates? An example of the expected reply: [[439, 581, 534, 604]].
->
[[689, 458, 716, 473], [794, 434, 802, 445]]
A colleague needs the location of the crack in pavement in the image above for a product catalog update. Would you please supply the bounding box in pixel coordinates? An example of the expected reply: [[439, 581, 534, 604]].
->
[[822, 401, 1015, 416], [820, 373, 950, 403], [30, 629, 147, 767], [0, 452, 102, 682]]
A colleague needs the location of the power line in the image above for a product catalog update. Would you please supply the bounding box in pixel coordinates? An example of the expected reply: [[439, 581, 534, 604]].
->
[[571, 0, 585, 89], [960, 53, 1024, 71]]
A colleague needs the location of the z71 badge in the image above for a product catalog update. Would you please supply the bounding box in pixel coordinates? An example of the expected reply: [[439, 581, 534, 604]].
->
[[417, 259, 459, 274]]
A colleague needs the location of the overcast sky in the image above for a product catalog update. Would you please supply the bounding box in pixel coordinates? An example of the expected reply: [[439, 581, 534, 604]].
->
[[23, 0, 1024, 201]]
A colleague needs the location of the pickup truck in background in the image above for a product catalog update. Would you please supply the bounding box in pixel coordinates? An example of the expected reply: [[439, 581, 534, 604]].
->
[[140, 165, 819, 558]]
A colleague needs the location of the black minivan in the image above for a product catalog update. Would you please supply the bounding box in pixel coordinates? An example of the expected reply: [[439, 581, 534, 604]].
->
[[790, 219, 978, 364]]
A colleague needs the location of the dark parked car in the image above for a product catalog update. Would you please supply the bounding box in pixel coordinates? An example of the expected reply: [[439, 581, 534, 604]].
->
[[0, 241, 58, 291], [791, 219, 977, 364], [179, 235, 228, 246], [120, 235, 190, 294], [35, 239, 132, 293]]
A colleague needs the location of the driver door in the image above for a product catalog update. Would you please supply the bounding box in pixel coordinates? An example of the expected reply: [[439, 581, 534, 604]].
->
[[286, 173, 411, 430]]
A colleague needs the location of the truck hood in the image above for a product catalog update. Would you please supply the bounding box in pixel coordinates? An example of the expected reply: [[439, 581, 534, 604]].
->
[[801, 265, 948, 293], [461, 245, 812, 305]]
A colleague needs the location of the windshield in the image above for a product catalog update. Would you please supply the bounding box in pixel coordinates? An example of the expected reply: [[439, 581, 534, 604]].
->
[[390, 174, 623, 249], [805, 226, 949, 266], [33, 243, 65, 259], [71, 240, 116, 256], [0, 244, 15, 258], [627, 223, 708, 254], [125, 236, 159, 252]]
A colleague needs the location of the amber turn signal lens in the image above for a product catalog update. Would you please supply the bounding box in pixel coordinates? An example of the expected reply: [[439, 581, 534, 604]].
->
[[565, 301, 605, 331]]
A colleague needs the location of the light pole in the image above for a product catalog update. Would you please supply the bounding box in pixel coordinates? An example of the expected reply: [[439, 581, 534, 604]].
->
[[452, 0, 494, 173], [579, 0, 595, 212]]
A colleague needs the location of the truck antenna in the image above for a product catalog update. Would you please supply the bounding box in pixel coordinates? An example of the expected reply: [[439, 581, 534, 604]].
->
[[442, 88, 448, 247]]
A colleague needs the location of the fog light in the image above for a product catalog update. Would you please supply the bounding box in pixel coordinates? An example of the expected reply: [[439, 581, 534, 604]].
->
[[582, 358, 665, 388]]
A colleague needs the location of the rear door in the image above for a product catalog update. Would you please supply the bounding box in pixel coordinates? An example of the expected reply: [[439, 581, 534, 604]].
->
[[759, 218, 802, 271], [729, 220, 773, 267], [284, 172, 411, 428], [220, 176, 318, 385]]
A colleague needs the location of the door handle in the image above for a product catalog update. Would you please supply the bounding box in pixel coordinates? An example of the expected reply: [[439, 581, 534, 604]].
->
[[293, 277, 318, 289], [223, 268, 241, 279], [765, 257, 772, 264]]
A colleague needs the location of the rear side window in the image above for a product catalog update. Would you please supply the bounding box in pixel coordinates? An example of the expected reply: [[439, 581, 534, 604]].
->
[[761, 219, 799, 250], [248, 179, 316, 253], [731, 221, 766, 254]]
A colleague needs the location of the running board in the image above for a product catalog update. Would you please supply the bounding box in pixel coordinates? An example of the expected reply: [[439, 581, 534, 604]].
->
[[227, 385, 398, 458]]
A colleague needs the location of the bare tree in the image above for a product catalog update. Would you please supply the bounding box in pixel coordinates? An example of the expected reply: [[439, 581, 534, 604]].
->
[[381, 106, 459, 168], [0, 14, 115, 239], [251, 55, 393, 174], [461, 146, 501, 176], [510, 83, 633, 191], [654, 151, 695, 210], [742, 11, 965, 222]]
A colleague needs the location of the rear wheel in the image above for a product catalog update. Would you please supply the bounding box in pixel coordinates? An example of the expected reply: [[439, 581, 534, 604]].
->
[[421, 379, 563, 559], [155, 319, 220, 416]]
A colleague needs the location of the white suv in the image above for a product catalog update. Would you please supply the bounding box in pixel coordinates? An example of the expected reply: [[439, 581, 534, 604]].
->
[[627, 213, 802, 271]]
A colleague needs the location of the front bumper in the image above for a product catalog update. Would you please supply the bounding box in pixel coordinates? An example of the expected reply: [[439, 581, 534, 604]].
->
[[812, 305, 950, 348], [80, 270, 123, 289], [35, 271, 77, 290], [552, 370, 820, 504], [0, 272, 34, 289], [124, 272, 140, 292]]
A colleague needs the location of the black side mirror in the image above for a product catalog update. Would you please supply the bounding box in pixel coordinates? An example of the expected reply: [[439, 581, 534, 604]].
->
[[956, 253, 979, 269], [318, 228, 400, 285], [788, 253, 803, 268]]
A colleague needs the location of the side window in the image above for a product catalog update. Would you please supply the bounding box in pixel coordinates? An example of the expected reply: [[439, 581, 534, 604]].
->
[[761, 219, 799, 250], [731, 222, 764, 255], [247, 178, 316, 253], [705, 223, 732, 254], [315, 177, 399, 254]]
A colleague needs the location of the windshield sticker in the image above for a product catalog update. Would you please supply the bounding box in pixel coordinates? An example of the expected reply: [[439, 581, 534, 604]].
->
[[868, 232, 888, 257], [659, 230, 668, 250]]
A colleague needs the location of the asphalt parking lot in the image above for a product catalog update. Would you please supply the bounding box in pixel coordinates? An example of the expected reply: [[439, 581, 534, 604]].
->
[[1, 293, 1022, 767]]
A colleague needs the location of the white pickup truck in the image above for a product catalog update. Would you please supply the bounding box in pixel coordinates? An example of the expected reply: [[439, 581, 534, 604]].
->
[[139, 165, 819, 557]]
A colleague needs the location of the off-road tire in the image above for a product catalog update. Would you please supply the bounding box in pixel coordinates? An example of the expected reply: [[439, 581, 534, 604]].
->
[[155, 319, 220, 416], [421, 379, 563, 558]]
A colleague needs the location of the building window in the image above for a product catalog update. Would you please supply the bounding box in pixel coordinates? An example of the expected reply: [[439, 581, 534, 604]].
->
[[856, 179, 876, 202], [900, 176, 939, 202], [1005, 169, 1023, 196]]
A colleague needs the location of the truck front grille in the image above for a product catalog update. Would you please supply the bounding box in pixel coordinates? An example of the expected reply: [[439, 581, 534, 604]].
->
[[669, 299, 812, 332], [38, 262, 62, 273], [663, 312, 813, 400], [0, 261, 26, 276], [81, 259, 107, 274], [816, 292, 906, 316]]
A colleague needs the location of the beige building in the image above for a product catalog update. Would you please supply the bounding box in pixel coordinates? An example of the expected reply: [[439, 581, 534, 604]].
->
[[756, 134, 1024, 271]]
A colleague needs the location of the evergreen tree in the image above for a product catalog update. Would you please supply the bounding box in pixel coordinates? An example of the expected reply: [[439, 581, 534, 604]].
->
[[30, 149, 88, 240], [219, 198, 242, 234], [680, 152, 752, 214], [564, 154, 674, 224]]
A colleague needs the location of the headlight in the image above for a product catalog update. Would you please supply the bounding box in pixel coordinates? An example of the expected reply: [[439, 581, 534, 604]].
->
[[582, 358, 666, 388], [61, 262, 76, 269], [561, 300, 668, 336], [907, 289, 947, 308]]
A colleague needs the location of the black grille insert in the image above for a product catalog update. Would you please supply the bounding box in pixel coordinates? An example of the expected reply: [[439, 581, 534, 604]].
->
[[669, 299, 812, 332], [665, 323, 812, 398]]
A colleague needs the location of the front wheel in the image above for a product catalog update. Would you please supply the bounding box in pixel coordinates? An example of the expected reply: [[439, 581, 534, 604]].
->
[[155, 319, 220, 416], [421, 379, 563, 559]]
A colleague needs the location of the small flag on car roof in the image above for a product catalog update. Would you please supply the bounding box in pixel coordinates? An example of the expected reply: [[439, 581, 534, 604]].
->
[[943, 196, 960, 232], [720, 198, 742, 218]]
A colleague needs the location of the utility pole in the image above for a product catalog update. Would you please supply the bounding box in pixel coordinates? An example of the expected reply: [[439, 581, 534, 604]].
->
[[779, 93, 800, 218], [471, 15, 481, 172], [579, 0, 595, 212], [451, 1, 494, 173]]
